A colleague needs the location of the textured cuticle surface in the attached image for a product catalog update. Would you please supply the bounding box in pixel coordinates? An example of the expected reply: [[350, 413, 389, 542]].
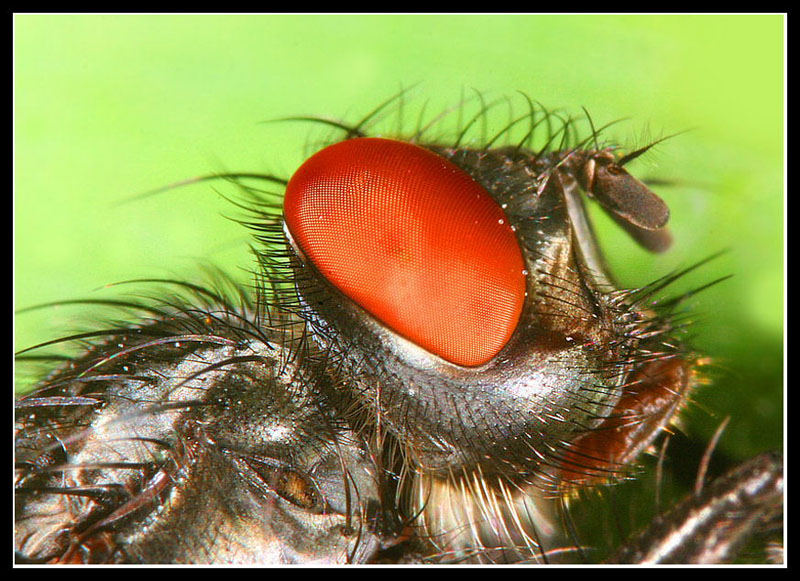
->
[[284, 137, 526, 367]]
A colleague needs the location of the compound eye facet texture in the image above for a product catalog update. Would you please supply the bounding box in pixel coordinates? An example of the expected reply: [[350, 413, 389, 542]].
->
[[284, 137, 526, 367]]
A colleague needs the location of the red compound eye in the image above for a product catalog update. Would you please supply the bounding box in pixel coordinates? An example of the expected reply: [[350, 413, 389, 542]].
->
[[284, 137, 526, 367]]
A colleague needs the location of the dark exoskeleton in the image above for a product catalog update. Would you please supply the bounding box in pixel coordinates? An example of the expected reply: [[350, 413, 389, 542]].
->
[[15, 95, 783, 564]]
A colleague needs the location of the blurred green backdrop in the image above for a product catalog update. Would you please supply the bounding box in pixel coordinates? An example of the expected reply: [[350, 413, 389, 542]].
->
[[14, 14, 783, 555]]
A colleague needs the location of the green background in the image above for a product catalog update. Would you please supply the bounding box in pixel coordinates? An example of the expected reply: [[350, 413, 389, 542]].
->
[[14, 14, 783, 557]]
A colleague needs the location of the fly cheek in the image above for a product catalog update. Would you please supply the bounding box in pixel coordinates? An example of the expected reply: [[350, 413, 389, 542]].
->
[[282, 137, 629, 474]]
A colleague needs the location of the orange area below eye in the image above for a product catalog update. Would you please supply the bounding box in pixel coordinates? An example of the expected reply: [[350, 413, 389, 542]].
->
[[284, 137, 526, 367]]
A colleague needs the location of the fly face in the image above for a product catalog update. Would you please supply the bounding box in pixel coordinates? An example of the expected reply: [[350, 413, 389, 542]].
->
[[275, 98, 701, 561], [283, 138, 687, 476]]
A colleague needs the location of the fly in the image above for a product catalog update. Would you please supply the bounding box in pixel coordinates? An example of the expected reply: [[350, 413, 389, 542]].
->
[[14, 92, 784, 564]]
